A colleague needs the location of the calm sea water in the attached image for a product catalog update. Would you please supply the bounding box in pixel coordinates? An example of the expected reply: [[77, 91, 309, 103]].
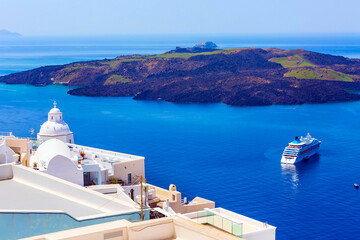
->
[[1, 35, 360, 239]]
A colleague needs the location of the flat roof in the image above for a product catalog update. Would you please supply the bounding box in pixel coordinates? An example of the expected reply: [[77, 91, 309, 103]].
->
[[69, 143, 144, 163], [0, 164, 140, 220], [0, 179, 102, 218], [0, 164, 144, 240], [24, 216, 244, 240]]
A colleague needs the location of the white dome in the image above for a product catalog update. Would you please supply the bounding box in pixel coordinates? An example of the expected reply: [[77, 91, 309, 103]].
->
[[34, 139, 73, 167], [49, 107, 61, 114], [39, 121, 71, 136], [38, 103, 72, 137]]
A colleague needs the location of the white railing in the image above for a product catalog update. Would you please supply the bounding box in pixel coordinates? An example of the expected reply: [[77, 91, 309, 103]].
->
[[0, 132, 12, 137], [68, 143, 143, 161], [17, 136, 37, 141], [0, 132, 36, 141]]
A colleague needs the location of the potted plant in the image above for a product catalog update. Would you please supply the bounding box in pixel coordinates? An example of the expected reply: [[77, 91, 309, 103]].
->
[[110, 177, 118, 184], [33, 162, 38, 170]]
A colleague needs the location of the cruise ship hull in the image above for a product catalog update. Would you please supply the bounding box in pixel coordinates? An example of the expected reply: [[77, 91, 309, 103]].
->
[[281, 142, 321, 164]]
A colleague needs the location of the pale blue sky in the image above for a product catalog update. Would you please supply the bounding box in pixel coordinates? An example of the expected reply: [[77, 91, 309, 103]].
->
[[1, 0, 360, 36]]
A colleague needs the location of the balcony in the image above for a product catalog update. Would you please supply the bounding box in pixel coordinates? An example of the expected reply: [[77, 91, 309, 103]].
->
[[183, 208, 276, 240], [185, 208, 243, 238]]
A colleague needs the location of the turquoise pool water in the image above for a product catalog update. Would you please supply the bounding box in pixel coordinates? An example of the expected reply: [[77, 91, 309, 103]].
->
[[0, 211, 147, 240]]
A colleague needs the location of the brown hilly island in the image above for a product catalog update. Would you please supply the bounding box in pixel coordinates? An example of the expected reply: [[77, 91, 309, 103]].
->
[[2, 46, 360, 106]]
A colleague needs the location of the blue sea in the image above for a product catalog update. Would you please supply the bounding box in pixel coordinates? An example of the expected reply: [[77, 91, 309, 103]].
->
[[1, 35, 360, 239]]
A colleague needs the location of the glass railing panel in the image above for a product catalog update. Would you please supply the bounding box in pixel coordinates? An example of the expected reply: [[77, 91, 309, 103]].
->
[[195, 210, 243, 238], [213, 214, 222, 229], [223, 218, 233, 234], [232, 222, 243, 237], [196, 210, 211, 224], [207, 212, 214, 225]]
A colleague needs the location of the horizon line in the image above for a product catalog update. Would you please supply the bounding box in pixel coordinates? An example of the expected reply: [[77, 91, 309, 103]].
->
[[4, 32, 360, 38]]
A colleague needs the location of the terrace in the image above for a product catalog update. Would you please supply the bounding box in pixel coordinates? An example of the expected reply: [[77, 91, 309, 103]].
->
[[68, 143, 144, 176], [0, 132, 36, 141], [183, 208, 276, 240], [24, 215, 245, 240], [0, 164, 148, 239]]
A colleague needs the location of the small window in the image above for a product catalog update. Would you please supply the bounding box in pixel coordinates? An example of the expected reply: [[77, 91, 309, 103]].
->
[[51, 116, 53, 120], [69, 139, 71, 144], [60, 116, 62, 120]]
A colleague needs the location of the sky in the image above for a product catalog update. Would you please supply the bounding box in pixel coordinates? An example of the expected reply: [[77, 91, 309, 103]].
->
[[1, 0, 360, 36]]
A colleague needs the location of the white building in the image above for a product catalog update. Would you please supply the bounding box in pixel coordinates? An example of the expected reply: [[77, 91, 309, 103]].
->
[[0, 132, 34, 166], [37, 102, 74, 144], [0, 139, 17, 164], [70, 143, 145, 186], [30, 138, 84, 185], [29, 138, 145, 187], [29, 103, 145, 187]]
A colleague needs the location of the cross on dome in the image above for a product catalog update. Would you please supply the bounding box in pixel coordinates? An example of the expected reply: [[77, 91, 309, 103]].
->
[[53, 101, 57, 108]]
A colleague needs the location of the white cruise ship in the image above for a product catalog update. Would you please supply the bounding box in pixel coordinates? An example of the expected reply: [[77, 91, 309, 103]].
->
[[281, 133, 321, 164]]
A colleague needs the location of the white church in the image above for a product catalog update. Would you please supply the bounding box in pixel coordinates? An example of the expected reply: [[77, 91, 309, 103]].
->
[[0, 102, 145, 188], [37, 101, 74, 144]]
